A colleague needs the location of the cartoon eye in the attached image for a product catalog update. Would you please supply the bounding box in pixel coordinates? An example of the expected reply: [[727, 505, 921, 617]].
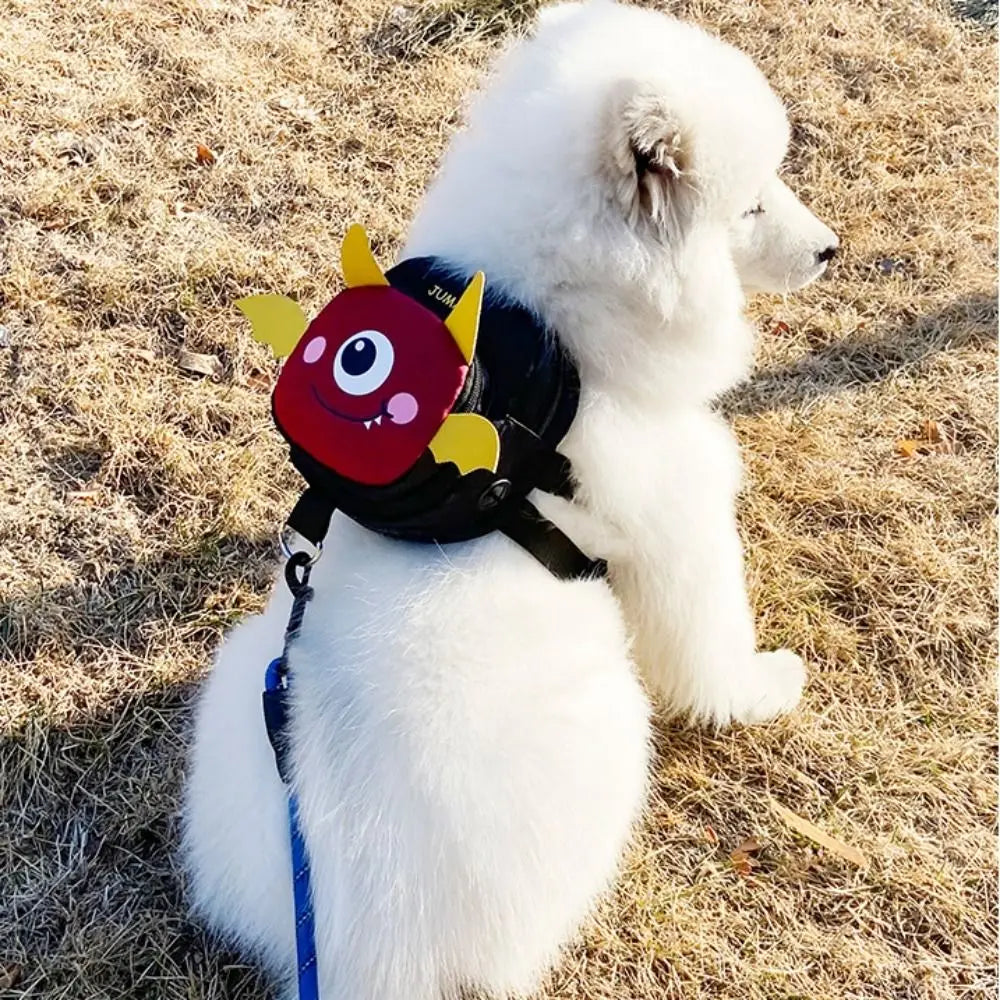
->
[[333, 330, 395, 396]]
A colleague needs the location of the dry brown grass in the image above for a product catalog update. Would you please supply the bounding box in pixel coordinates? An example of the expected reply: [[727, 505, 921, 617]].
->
[[1, 0, 996, 997]]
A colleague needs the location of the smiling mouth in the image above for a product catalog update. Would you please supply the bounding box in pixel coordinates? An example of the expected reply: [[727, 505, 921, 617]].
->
[[311, 386, 387, 430]]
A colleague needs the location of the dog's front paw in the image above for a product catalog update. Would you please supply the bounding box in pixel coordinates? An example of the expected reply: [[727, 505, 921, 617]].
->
[[727, 649, 806, 726]]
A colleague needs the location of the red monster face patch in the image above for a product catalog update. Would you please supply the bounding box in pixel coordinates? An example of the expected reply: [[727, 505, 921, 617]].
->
[[273, 285, 469, 485], [237, 225, 500, 487]]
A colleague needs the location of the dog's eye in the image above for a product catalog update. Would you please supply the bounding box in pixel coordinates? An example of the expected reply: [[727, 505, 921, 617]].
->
[[742, 203, 765, 218]]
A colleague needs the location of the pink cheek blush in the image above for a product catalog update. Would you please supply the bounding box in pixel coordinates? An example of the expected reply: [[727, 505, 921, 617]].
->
[[387, 392, 418, 425], [302, 336, 326, 364]]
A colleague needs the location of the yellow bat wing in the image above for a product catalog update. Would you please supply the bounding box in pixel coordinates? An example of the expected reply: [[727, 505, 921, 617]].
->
[[428, 413, 500, 476], [236, 295, 309, 359]]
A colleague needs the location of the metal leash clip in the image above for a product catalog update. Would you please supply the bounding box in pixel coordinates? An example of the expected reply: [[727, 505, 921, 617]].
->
[[279, 525, 323, 566]]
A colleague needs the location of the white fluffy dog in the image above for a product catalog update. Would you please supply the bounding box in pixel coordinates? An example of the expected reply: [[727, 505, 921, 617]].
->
[[182, 3, 838, 998]]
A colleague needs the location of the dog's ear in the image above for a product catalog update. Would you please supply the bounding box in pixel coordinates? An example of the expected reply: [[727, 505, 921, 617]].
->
[[601, 81, 697, 239]]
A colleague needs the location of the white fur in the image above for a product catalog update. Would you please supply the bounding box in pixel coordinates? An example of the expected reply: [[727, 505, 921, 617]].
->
[[730, 176, 839, 294], [183, 526, 649, 999], [404, 0, 834, 723], [183, 2, 836, 996]]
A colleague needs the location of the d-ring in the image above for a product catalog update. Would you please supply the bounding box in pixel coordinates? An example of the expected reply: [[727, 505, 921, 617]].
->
[[279, 526, 323, 565]]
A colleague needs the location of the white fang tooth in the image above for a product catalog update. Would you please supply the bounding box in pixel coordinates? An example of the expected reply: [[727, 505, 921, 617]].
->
[[363, 420, 372, 429], [373, 415, 382, 426]]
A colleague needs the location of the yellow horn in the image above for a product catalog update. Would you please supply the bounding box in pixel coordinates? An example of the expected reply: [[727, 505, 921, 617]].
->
[[236, 294, 308, 359], [341, 224, 389, 288], [444, 271, 484, 365]]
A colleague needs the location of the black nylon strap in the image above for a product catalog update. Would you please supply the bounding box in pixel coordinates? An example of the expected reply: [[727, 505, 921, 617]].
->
[[500, 498, 607, 582], [531, 449, 576, 501], [287, 488, 336, 548], [286, 452, 598, 580], [498, 416, 576, 501]]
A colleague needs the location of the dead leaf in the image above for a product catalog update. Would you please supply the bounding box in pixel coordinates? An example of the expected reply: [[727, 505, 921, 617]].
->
[[895, 438, 926, 458], [177, 349, 223, 378], [703, 825, 719, 846], [921, 420, 955, 452], [195, 143, 217, 165], [68, 489, 100, 504], [729, 837, 763, 876], [730, 857, 753, 876], [896, 419, 954, 458], [729, 850, 754, 876], [771, 798, 867, 868], [770, 320, 791, 336], [245, 369, 273, 392], [0, 965, 23, 988]]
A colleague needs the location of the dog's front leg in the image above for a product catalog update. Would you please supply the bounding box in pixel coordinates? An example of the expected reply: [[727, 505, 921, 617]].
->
[[613, 492, 805, 728], [570, 406, 805, 728]]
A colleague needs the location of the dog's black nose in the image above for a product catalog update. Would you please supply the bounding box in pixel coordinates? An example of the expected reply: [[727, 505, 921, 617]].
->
[[816, 245, 838, 264]]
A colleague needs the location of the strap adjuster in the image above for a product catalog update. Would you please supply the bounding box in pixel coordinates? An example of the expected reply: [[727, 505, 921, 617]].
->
[[263, 658, 293, 784]]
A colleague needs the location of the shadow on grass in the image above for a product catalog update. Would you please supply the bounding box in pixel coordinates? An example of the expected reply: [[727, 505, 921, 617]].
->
[[1, 535, 278, 999], [365, 0, 540, 60], [950, 0, 999, 28], [1, 534, 277, 668], [721, 291, 997, 419], [1, 682, 276, 1000]]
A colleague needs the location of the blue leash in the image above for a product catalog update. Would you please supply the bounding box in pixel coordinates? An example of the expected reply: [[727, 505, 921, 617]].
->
[[262, 550, 321, 1000], [288, 796, 319, 994]]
